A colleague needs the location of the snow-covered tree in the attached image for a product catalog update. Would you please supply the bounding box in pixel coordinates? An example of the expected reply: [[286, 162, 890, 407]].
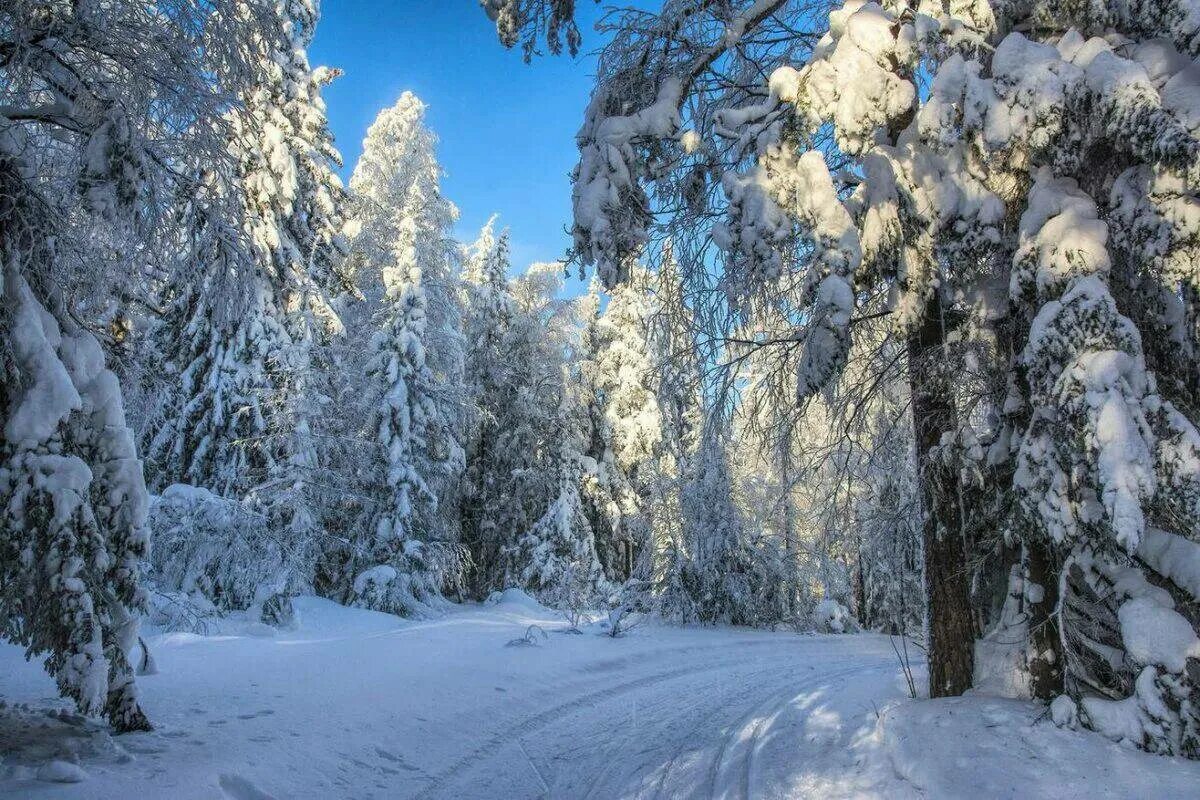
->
[[481, 0, 590, 61], [331, 93, 468, 612], [145, 0, 349, 624], [508, 0, 1200, 755], [854, 407, 922, 636], [459, 221, 519, 593], [587, 270, 667, 578], [459, 233, 580, 596], [0, 0, 271, 730], [347, 93, 465, 453], [572, 281, 631, 580], [502, 393, 611, 607], [679, 418, 787, 626]]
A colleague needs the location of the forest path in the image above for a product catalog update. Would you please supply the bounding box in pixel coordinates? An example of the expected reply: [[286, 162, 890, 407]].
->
[[0, 592, 915, 799], [417, 646, 913, 800]]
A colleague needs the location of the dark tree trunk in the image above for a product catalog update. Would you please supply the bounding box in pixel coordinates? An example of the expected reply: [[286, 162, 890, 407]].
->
[[1025, 539, 1064, 700], [908, 294, 975, 697]]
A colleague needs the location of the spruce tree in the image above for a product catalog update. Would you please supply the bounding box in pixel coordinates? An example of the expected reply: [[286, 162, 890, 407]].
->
[[145, 0, 349, 622], [459, 222, 520, 593]]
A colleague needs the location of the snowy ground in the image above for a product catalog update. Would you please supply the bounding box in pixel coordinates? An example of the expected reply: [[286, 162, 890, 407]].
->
[[2, 592, 1198, 799]]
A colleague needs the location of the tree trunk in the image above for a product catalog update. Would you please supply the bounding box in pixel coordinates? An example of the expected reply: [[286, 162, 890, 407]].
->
[[908, 294, 975, 697], [1025, 539, 1064, 700]]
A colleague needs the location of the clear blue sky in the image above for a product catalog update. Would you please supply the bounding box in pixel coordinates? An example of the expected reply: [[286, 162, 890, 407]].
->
[[310, 1, 610, 277]]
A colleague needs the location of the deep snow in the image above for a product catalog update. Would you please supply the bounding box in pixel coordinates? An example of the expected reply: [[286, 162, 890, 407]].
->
[[1, 593, 1198, 799]]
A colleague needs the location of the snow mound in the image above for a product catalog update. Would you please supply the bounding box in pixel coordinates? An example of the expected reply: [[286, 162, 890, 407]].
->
[[277, 596, 407, 639], [880, 696, 1200, 799], [146, 595, 406, 645], [484, 588, 552, 614], [37, 759, 86, 783]]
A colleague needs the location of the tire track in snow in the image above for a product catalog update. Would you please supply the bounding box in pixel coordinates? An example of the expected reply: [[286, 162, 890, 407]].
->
[[413, 654, 763, 800], [708, 662, 893, 800], [576, 659, 792, 800], [649, 663, 796, 800]]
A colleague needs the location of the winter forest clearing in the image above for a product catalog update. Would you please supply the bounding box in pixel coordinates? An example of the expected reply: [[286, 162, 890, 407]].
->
[[2, 0, 1200, 797], [4, 592, 1200, 799]]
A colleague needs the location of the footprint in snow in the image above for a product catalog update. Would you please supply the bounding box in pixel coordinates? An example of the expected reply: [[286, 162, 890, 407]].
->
[[219, 773, 276, 800], [236, 710, 274, 720], [374, 747, 421, 771]]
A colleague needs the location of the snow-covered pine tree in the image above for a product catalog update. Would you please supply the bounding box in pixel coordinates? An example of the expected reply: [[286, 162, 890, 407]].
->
[[643, 247, 705, 594], [0, 0, 267, 730], [573, 280, 632, 581], [234, 1, 349, 595], [481, 0, 589, 61], [459, 220, 519, 594], [459, 230, 582, 596], [145, 0, 349, 624], [501, 375, 610, 608], [680, 417, 784, 627], [466, 258, 590, 597], [142, 171, 304, 621], [325, 92, 469, 612], [592, 267, 666, 579], [347, 91, 466, 539]]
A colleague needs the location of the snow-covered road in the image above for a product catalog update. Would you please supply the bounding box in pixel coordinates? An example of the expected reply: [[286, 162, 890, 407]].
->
[[409, 623, 909, 800], [3, 592, 1198, 799]]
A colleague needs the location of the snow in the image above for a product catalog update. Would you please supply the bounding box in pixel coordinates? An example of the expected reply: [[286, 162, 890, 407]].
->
[[1138, 527, 1200, 599], [973, 566, 1034, 699], [483, 587, 550, 612], [37, 760, 88, 784], [884, 696, 1200, 799], [1118, 597, 1200, 673], [3, 272, 81, 446], [3, 596, 1198, 798]]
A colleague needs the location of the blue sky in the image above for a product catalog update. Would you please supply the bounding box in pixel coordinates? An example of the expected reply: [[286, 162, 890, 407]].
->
[[310, 2, 609, 277]]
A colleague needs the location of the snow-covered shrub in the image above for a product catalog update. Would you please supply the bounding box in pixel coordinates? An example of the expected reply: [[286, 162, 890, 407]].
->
[[349, 540, 471, 618], [604, 578, 651, 638], [148, 485, 295, 625], [813, 600, 859, 634], [144, 590, 222, 636], [506, 624, 549, 647]]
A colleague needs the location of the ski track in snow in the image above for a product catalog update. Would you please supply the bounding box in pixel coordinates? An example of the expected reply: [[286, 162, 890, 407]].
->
[[3, 594, 1199, 799]]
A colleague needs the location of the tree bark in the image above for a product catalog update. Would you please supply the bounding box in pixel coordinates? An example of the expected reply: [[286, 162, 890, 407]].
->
[[1025, 539, 1064, 700], [908, 294, 975, 697]]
